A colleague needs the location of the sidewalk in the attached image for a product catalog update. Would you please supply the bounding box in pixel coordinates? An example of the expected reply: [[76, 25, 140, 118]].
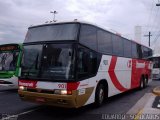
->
[[135, 87, 160, 120]]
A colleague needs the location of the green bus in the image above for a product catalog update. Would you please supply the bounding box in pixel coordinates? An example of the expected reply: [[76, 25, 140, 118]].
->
[[0, 43, 22, 88]]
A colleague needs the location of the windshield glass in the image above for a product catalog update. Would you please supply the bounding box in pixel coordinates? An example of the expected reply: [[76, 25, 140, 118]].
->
[[25, 23, 79, 43], [21, 45, 42, 78], [0, 51, 19, 71], [153, 57, 160, 68], [21, 44, 75, 81]]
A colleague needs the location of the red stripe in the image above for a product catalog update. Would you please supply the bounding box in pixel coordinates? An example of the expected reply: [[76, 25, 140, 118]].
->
[[67, 82, 80, 91], [108, 56, 128, 92]]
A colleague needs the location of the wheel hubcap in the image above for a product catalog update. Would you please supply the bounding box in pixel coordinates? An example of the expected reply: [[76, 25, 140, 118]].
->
[[99, 89, 104, 103], [141, 81, 143, 88], [145, 79, 147, 85]]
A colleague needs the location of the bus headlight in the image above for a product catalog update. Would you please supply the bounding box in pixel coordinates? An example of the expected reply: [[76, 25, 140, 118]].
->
[[61, 90, 67, 95], [54, 89, 72, 95], [19, 86, 26, 91]]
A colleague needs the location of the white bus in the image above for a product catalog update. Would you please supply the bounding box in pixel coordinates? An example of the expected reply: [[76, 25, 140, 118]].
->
[[18, 21, 152, 108], [150, 54, 160, 79]]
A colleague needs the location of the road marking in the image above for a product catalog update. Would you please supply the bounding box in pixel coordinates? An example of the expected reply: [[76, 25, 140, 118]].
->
[[127, 93, 152, 115], [134, 109, 143, 120], [1, 108, 39, 120]]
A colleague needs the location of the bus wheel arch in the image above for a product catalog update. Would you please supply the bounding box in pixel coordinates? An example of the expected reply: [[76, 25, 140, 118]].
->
[[94, 79, 108, 107]]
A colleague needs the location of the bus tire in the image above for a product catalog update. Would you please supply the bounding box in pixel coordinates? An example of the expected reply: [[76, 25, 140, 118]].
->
[[144, 77, 147, 88], [145, 75, 148, 86], [139, 77, 145, 89], [95, 84, 105, 107]]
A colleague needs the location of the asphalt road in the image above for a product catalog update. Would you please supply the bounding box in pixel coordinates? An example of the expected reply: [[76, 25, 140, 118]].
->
[[0, 80, 160, 120]]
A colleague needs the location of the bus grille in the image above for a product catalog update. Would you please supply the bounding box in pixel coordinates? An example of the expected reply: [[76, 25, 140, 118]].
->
[[27, 88, 54, 94]]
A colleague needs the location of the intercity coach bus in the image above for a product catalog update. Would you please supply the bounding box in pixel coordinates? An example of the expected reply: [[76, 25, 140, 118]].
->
[[0, 43, 22, 88], [18, 21, 152, 108]]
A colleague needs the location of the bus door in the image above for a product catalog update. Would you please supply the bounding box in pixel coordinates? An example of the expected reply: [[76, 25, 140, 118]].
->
[[76, 46, 97, 107]]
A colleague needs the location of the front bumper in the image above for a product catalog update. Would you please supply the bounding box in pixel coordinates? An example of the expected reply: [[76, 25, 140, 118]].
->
[[0, 77, 18, 88], [152, 74, 160, 80], [18, 90, 78, 108]]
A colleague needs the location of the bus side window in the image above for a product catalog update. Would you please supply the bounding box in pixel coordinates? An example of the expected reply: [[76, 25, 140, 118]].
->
[[77, 47, 97, 79], [77, 48, 89, 79], [10, 52, 19, 70], [89, 51, 97, 75]]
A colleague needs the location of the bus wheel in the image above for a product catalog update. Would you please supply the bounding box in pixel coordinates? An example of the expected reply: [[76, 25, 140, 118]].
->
[[139, 77, 145, 89], [95, 84, 105, 107], [145, 76, 148, 87], [144, 77, 148, 87]]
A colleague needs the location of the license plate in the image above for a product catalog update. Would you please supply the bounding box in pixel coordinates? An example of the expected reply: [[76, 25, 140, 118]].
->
[[36, 98, 45, 102]]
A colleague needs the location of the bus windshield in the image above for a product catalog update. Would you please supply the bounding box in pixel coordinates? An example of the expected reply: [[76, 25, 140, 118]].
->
[[25, 23, 79, 43], [21, 44, 75, 81], [0, 51, 19, 71], [153, 57, 160, 68]]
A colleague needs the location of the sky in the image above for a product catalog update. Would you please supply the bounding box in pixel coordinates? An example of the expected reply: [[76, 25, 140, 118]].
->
[[0, 0, 160, 52]]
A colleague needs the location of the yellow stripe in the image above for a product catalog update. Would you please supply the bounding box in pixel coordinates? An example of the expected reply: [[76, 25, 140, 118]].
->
[[134, 109, 143, 120]]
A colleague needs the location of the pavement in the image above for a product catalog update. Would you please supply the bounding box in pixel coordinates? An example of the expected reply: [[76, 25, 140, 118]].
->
[[134, 86, 160, 120]]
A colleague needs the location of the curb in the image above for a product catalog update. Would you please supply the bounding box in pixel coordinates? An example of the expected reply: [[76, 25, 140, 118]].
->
[[133, 94, 159, 120], [152, 86, 160, 96]]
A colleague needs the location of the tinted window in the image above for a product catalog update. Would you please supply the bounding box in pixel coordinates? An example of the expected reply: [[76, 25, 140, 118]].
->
[[21, 45, 43, 78], [132, 43, 138, 58], [123, 39, 131, 57], [153, 57, 160, 68], [142, 46, 151, 58], [137, 45, 143, 59], [112, 35, 124, 56], [41, 44, 75, 80], [148, 49, 152, 57], [21, 44, 75, 81], [97, 29, 112, 54], [77, 46, 97, 79], [25, 24, 79, 43], [79, 24, 97, 50], [0, 52, 19, 71]]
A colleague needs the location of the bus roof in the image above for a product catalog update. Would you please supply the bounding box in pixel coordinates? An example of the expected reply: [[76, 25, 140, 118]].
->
[[29, 20, 151, 50], [0, 43, 22, 46], [29, 20, 124, 37]]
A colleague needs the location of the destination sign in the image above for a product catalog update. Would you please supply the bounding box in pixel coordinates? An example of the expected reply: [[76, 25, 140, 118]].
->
[[0, 44, 19, 51]]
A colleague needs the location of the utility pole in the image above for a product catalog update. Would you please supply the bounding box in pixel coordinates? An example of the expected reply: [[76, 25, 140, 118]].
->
[[144, 2, 160, 47], [144, 32, 152, 47]]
